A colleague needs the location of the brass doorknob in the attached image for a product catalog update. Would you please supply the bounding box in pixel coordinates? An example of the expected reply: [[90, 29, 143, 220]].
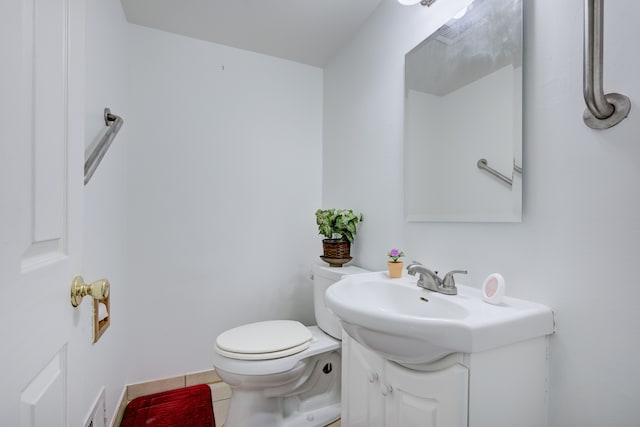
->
[[70, 276, 110, 307]]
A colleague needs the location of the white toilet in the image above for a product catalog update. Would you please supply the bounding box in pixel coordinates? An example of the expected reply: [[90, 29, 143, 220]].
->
[[212, 264, 367, 427]]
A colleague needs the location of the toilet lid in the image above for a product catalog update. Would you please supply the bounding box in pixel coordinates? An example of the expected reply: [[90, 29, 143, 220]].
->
[[215, 320, 313, 361]]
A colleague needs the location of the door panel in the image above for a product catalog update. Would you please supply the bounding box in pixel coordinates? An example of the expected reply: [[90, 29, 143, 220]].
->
[[22, 0, 69, 269], [1, 0, 84, 425], [341, 334, 386, 427], [20, 348, 67, 427], [385, 363, 469, 427]]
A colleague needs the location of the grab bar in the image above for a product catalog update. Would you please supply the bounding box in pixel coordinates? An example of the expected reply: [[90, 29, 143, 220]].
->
[[583, 0, 630, 129], [85, 108, 124, 185], [477, 158, 515, 186]]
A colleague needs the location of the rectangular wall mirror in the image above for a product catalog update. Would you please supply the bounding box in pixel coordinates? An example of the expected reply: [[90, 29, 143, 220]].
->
[[404, 0, 522, 222]]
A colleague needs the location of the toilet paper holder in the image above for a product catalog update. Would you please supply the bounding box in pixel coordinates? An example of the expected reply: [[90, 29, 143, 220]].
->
[[70, 276, 111, 343]]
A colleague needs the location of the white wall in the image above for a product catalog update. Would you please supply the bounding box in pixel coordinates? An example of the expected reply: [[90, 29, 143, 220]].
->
[[323, 0, 640, 425], [124, 25, 323, 382], [83, 0, 130, 422]]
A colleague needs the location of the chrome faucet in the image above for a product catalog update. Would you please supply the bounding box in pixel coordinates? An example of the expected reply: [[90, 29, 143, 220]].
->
[[406, 262, 467, 295]]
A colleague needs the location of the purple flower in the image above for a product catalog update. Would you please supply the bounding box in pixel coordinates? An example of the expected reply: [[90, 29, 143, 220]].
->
[[386, 248, 405, 262]]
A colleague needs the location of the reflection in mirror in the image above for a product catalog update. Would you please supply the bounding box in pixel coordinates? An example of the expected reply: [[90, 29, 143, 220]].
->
[[405, 0, 522, 222]]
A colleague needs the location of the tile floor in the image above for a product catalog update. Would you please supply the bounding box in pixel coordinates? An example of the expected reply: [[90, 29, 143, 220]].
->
[[115, 369, 340, 427]]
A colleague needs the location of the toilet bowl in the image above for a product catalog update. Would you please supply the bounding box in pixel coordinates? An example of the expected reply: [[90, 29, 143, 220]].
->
[[212, 264, 368, 427]]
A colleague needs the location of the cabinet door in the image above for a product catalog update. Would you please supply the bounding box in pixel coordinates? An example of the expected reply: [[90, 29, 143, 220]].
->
[[341, 334, 386, 427], [385, 363, 469, 427]]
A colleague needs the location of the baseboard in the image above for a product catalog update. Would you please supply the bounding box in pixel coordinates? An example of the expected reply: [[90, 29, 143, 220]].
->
[[110, 386, 128, 427]]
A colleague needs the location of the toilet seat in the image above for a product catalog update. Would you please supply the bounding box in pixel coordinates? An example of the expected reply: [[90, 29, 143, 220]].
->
[[216, 320, 312, 361], [213, 325, 341, 376]]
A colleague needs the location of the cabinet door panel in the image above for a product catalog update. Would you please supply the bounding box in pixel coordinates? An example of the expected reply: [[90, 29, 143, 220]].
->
[[342, 334, 386, 427], [392, 391, 438, 426], [385, 363, 469, 427]]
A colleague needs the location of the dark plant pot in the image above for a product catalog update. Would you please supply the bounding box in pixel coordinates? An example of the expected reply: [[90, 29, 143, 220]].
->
[[320, 239, 352, 267]]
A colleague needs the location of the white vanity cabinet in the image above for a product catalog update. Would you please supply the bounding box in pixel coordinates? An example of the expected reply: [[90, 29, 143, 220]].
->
[[341, 334, 468, 427], [341, 332, 549, 427]]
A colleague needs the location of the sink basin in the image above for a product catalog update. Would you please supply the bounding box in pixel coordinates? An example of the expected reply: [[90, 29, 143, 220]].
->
[[325, 272, 554, 368]]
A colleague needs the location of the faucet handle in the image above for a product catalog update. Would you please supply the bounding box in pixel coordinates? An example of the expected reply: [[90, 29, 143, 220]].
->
[[442, 270, 468, 288], [406, 260, 423, 271]]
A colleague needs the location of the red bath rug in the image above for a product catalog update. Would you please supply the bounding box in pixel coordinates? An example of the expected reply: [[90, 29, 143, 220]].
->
[[120, 384, 215, 427]]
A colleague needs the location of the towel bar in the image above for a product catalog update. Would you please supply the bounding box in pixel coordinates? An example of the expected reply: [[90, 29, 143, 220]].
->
[[84, 107, 124, 185]]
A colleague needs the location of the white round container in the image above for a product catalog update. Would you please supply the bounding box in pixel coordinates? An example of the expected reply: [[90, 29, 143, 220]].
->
[[482, 273, 505, 305]]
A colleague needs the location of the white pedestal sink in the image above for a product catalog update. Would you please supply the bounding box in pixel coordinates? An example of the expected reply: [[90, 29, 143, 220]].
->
[[325, 271, 554, 369]]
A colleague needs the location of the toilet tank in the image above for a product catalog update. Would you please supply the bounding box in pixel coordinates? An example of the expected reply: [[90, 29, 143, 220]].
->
[[312, 264, 369, 339]]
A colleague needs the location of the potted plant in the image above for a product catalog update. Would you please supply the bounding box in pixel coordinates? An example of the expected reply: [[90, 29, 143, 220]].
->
[[386, 248, 405, 278], [316, 208, 363, 267]]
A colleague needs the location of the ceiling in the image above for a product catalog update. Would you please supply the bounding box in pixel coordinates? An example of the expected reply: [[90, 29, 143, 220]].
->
[[120, 0, 384, 67]]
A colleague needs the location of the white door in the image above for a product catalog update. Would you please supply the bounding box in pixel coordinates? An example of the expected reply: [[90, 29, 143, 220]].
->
[[0, 0, 85, 425]]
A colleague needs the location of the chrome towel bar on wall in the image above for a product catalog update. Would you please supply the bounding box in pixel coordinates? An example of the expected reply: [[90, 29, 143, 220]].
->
[[84, 107, 124, 185], [583, 0, 630, 129]]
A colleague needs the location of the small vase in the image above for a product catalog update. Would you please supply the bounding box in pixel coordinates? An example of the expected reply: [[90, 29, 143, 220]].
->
[[388, 261, 403, 278]]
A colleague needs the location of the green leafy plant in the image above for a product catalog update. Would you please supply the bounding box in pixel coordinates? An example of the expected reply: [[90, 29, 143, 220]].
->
[[315, 209, 363, 244], [386, 248, 405, 263]]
